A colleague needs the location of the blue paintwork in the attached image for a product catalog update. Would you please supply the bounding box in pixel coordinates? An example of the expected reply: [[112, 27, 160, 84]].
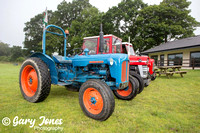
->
[[32, 24, 129, 90], [90, 97, 97, 105], [42, 25, 67, 57], [30, 53, 58, 84], [29, 78, 32, 84]]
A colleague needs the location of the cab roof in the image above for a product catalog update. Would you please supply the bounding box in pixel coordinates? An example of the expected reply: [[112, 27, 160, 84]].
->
[[122, 42, 133, 46], [83, 34, 122, 40]]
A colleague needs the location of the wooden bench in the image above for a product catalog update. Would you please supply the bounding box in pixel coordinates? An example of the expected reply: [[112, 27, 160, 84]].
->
[[157, 66, 187, 78], [156, 71, 166, 76], [174, 71, 187, 77], [166, 72, 175, 78]]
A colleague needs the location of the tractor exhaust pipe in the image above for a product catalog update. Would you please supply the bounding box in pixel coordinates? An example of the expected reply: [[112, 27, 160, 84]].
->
[[99, 24, 104, 54]]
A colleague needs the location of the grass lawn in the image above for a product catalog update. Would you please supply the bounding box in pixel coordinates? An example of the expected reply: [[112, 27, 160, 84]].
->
[[0, 63, 200, 133]]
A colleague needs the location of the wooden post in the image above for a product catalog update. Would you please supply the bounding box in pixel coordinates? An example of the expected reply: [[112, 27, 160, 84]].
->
[[192, 58, 195, 70]]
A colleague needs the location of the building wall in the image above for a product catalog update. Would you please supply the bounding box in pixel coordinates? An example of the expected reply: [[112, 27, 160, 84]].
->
[[148, 46, 200, 67]]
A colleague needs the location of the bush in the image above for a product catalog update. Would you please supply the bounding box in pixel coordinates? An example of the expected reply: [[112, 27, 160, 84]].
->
[[16, 57, 25, 62], [0, 56, 11, 62]]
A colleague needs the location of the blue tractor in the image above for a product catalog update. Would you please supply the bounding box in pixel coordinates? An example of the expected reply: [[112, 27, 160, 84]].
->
[[19, 25, 137, 121]]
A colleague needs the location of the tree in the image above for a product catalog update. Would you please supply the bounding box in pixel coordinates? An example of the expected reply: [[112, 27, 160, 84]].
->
[[102, 0, 147, 48], [10, 46, 24, 61], [49, 0, 93, 55], [0, 42, 11, 56], [69, 7, 102, 50], [23, 10, 53, 55], [51, 0, 92, 28], [136, 0, 200, 51], [23, 0, 199, 54], [23, 0, 92, 55]]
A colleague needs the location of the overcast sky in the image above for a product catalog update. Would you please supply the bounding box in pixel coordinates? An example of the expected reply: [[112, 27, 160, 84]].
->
[[0, 0, 199, 47]]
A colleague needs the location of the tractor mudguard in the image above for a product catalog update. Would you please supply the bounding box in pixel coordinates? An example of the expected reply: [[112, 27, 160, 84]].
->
[[30, 52, 58, 84]]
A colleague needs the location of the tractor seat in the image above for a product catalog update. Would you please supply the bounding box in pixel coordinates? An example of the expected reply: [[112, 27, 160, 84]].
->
[[52, 55, 72, 64]]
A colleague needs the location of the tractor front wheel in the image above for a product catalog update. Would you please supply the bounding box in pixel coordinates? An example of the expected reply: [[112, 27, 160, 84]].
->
[[79, 79, 115, 121], [113, 75, 137, 100], [130, 71, 144, 94], [19, 57, 51, 103]]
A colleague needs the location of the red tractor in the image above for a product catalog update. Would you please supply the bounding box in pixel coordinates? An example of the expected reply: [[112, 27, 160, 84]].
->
[[122, 42, 156, 81], [82, 34, 156, 93]]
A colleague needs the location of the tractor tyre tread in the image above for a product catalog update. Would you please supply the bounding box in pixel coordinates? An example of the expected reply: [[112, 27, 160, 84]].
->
[[19, 57, 51, 103], [130, 71, 144, 94], [113, 75, 137, 100], [79, 79, 115, 121]]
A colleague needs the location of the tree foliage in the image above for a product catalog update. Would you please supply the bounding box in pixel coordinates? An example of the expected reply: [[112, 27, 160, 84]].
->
[[0, 41, 24, 62], [0, 42, 11, 56], [23, 11, 53, 55], [69, 7, 102, 49], [135, 0, 199, 51], [23, 0, 199, 54], [10, 46, 24, 61]]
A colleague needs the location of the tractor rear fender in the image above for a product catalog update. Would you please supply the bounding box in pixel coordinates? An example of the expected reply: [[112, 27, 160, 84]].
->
[[30, 52, 58, 84]]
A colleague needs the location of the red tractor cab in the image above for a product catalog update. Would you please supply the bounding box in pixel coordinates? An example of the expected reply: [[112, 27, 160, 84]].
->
[[82, 35, 123, 55]]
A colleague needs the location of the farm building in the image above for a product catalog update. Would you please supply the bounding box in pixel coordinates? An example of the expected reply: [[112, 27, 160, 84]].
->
[[142, 35, 200, 69]]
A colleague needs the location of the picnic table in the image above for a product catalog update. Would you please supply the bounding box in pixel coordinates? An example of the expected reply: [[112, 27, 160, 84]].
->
[[156, 66, 187, 78]]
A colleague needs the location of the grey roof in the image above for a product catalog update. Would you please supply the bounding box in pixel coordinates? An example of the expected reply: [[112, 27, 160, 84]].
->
[[142, 35, 200, 54]]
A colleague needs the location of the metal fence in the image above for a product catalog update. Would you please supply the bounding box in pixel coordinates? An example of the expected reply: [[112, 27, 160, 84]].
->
[[156, 59, 200, 69]]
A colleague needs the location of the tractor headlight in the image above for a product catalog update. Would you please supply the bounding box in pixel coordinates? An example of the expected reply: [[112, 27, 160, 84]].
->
[[109, 58, 114, 66]]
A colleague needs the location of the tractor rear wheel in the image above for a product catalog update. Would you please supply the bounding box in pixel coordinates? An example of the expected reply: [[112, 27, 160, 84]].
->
[[113, 75, 137, 100], [130, 71, 144, 94], [79, 79, 115, 121], [19, 57, 51, 103]]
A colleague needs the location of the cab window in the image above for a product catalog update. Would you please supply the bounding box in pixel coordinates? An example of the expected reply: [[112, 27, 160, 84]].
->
[[112, 37, 122, 53], [83, 38, 98, 54]]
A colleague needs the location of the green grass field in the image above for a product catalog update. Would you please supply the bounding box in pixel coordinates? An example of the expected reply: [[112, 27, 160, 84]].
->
[[0, 63, 200, 133]]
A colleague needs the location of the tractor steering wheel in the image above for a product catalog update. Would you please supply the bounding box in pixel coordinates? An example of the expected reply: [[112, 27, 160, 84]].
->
[[69, 48, 83, 56]]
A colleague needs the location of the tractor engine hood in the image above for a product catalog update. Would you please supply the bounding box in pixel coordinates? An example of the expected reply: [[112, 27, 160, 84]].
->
[[129, 55, 149, 65], [71, 53, 129, 89], [71, 53, 128, 67]]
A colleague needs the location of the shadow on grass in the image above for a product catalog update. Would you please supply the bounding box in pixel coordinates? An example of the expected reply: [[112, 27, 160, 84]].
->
[[156, 76, 185, 79], [49, 85, 79, 99]]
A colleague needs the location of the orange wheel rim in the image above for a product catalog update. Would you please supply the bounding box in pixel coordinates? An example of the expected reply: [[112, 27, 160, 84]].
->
[[116, 82, 132, 97], [21, 65, 38, 97], [83, 88, 103, 114]]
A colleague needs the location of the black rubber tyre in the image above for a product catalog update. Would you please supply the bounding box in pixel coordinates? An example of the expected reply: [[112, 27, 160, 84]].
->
[[151, 72, 157, 81], [19, 57, 51, 103], [113, 75, 137, 100], [133, 77, 139, 91], [65, 85, 79, 92], [79, 79, 115, 121], [130, 71, 144, 94]]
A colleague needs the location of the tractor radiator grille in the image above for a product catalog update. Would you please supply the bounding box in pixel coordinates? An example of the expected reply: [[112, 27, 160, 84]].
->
[[127, 62, 129, 81], [121, 61, 129, 82]]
